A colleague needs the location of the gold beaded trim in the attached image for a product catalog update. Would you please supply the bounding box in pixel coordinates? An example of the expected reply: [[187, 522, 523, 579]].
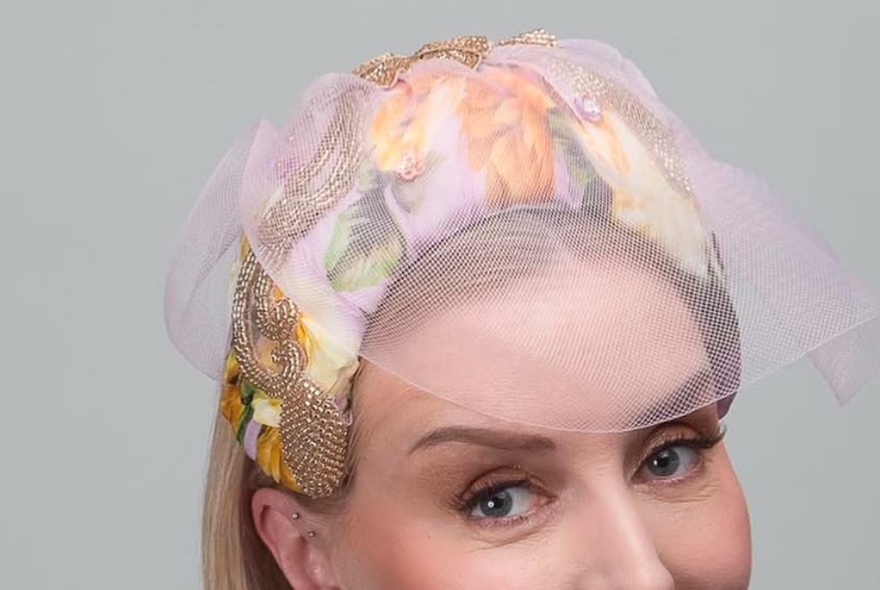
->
[[258, 85, 373, 263], [353, 29, 557, 88], [232, 30, 557, 498], [231, 250, 348, 497]]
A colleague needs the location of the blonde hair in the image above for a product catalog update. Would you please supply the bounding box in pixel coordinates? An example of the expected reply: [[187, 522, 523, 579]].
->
[[202, 412, 292, 590], [203, 390, 362, 589]]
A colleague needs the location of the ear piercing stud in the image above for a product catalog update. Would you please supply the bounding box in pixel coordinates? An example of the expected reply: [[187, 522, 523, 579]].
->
[[291, 512, 316, 538]]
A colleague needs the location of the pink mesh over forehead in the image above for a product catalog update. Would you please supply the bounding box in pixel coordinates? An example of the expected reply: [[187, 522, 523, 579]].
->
[[166, 35, 880, 437]]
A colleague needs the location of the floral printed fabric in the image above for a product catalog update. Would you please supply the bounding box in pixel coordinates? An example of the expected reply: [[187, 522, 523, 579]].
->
[[225, 61, 716, 490], [221, 352, 298, 489]]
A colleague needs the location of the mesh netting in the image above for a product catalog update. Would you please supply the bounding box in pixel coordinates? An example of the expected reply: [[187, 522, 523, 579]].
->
[[166, 38, 880, 435]]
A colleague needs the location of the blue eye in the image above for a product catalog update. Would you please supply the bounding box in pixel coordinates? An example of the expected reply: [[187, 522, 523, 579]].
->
[[470, 485, 533, 519], [643, 444, 700, 480]]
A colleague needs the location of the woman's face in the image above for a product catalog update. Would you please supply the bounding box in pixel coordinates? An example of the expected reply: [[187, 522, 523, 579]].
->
[[271, 261, 752, 589]]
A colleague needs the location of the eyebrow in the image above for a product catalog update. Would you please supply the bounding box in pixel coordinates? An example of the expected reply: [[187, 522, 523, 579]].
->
[[408, 368, 716, 455], [409, 426, 557, 455]]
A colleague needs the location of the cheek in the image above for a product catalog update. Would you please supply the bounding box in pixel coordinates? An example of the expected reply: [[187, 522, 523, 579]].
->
[[645, 452, 752, 589], [335, 490, 564, 590]]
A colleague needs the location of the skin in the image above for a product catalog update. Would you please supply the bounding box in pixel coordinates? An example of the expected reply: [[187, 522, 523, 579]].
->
[[252, 260, 752, 589]]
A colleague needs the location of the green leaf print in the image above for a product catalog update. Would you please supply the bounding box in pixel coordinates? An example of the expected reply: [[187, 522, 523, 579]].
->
[[547, 108, 600, 188], [240, 378, 258, 407], [235, 400, 255, 445], [325, 187, 406, 292], [547, 107, 614, 216]]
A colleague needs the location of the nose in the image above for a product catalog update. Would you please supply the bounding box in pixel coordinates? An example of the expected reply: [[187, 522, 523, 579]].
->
[[570, 489, 675, 590]]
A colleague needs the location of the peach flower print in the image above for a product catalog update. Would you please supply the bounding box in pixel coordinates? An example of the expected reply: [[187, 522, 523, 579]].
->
[[458, 66, 558, 205]]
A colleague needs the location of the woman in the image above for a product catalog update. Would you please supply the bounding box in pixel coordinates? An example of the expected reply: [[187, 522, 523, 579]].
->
[[165, 31, 879, 589]]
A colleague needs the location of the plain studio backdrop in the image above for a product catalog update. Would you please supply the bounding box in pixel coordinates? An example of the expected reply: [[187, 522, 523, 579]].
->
[[1, 1, 878, 588]]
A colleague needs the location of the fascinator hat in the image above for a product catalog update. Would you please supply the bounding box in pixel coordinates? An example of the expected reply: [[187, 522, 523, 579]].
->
[[165, 31, 880, 498]]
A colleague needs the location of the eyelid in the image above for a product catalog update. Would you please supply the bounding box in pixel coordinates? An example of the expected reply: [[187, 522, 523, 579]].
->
[[459, 480, 556, 532], [452, 466, 551, 514], [653, 428, 725, 454], [460, 478, 532, 512], [454, 467, 526, 507], [632, 423, 726, 477], [648, 421, 725, 451]]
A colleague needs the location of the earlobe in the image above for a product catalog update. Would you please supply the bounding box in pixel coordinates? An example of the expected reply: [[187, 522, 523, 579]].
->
[[251, 488, 340, 590]]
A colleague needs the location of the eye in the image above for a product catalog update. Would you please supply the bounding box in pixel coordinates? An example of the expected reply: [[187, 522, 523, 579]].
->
[[640, 444, 701, 480], [470, 484, 534, 519]]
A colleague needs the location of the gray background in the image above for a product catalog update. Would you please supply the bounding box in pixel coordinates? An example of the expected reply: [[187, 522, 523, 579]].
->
[[2, 1, 878, 588]]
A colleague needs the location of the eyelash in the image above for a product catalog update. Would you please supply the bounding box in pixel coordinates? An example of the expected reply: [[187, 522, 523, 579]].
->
[[453, 475, 545, 527], [634, 426, 726, 484], [453, 426, 726, 527]]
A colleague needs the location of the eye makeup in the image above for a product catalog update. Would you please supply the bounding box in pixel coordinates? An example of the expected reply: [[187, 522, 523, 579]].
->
[[445, 436, 724, 529], [450, 466, 555, 529], [632, 424, 727, 486]]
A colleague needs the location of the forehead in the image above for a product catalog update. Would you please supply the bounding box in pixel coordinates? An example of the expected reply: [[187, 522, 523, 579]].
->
[[358, 259, 711, 432]]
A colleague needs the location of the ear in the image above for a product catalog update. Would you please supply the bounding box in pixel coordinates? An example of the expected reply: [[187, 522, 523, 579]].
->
[[251, 488, 341, 590]]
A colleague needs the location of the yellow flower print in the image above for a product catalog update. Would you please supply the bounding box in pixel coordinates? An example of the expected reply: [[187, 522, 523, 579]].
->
[[458, 67, 558, 205], [296, 312, 360, 396], [220, 353, 246, 429], [255, 426, 298, 489], [576, 110, 709, 276], [251, 391, 281, 428], [278, 263, 361, 396], [573, 112, 631, 178], [259, 278, 358, 396]]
